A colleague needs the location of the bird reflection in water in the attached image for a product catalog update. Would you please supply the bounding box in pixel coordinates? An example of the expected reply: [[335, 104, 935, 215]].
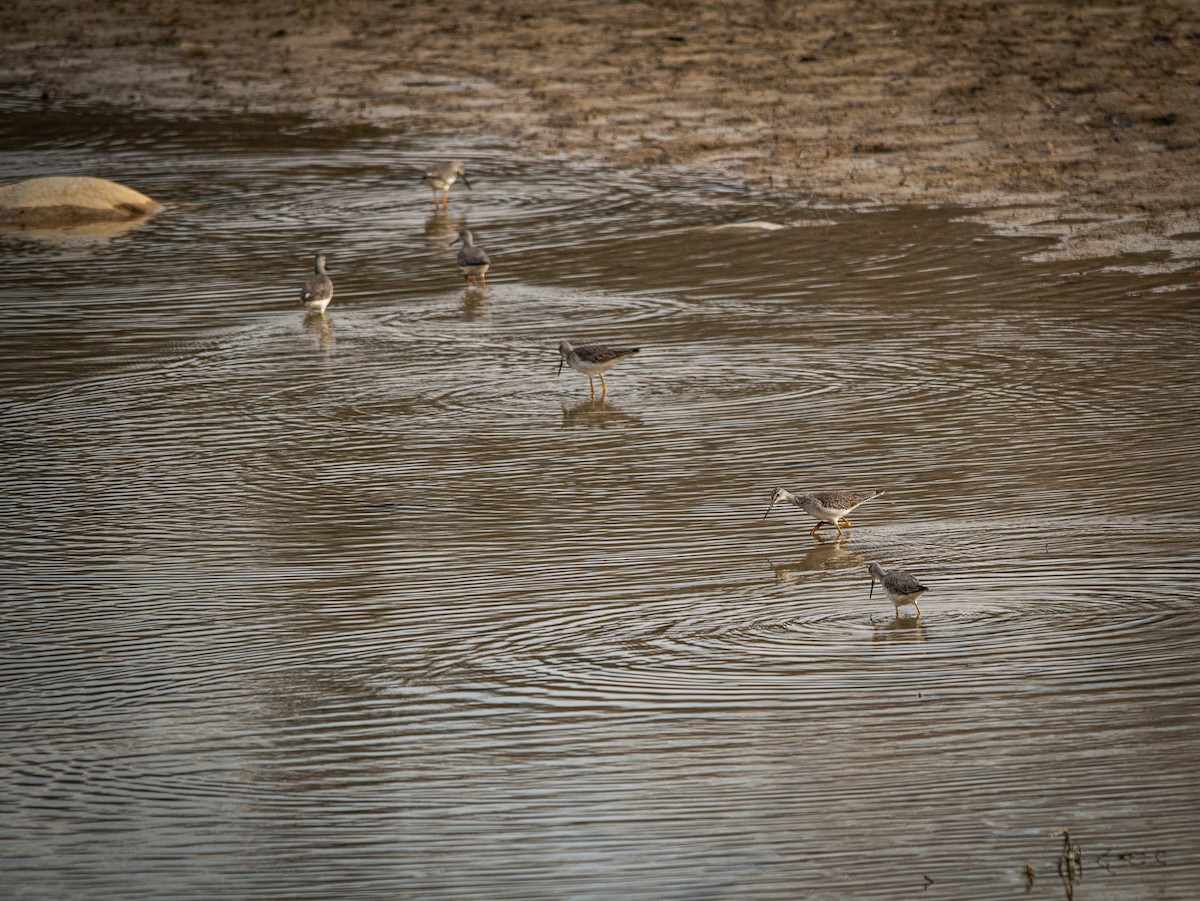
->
[[423, 209, 466, 243], [767, 535, 868, 582], [460, 285, 490, 321], [871, 614, 927, 642], [560, 397, 643, 429], [302, 310, 334, 356]]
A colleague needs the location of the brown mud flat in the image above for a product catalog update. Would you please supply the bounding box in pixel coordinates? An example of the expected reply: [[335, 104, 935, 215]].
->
[[2, 0, 1197, 267]]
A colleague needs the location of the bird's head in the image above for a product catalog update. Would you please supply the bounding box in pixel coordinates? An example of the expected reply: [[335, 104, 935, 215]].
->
[[557, 341, 574, 376], [866, 562, 885, 596], [762, 487, 792, 520]]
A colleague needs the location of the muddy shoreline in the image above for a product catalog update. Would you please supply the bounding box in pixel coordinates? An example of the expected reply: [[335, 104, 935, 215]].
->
[[2, 0, 1198, 266]]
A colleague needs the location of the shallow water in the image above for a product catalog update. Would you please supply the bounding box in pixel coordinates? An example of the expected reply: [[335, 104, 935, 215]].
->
[[2, 99, 1199, 899]]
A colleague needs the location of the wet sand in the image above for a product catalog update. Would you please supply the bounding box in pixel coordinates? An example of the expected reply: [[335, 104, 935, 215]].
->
[[2, 0, 1198, 265]]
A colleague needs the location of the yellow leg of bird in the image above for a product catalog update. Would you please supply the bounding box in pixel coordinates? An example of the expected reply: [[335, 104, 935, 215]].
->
[[841, 517, 852, 527], [833, 519, 844, 538], [810, 522, 823, 537], [914, 600, 922, 618], [463, 276, 471, 284], [599, 374, 608, 397], [480, 273, 487, 288], [588, 377, 595, 397]]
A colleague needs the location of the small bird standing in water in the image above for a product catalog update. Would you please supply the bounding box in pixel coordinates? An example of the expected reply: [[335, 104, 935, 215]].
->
[[422, 160, 471, 209], [450, 229, 490, 287], [867, 561, 928, 618], [762, 487, 883, 538], [300, 253, 333, 314], [558, 341, 641, 398]]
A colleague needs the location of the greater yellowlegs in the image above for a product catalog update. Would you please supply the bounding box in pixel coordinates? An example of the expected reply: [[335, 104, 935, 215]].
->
[[867, 562, 928, 618], [450, 229, 490, 287], [300, 252, 333, 313], [422, 160, 471, 209], [762, 487, 883, 538], [558, 341, 640, 397]]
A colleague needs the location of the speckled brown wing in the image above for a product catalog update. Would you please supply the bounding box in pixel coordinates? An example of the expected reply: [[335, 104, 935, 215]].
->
[[457, 245, 490, 267], [885, 569, 927, 594], [423, 161, 457, 183], [573, 345, 640, 364], [809, 489, 880, 511], [301, 272, 333, 306]]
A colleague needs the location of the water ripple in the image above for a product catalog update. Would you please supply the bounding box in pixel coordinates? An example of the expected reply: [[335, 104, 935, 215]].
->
[[1, 102, 1198, 901]]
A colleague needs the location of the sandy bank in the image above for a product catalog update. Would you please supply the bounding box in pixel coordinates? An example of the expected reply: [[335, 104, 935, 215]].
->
[[2, 0, 1197, 266]]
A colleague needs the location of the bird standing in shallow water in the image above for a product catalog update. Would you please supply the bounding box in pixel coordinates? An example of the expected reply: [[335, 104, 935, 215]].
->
[[558, 341, 640, 398], [422, 160, 471, 209], [762, 487, 883, 539], [867, 562, 928, 618], [300, 253, 333, 314], [450, 229, 490, 287]]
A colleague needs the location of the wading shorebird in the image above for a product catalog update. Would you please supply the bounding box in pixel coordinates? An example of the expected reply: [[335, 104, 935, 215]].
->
[[762, 487, 883, 539], [557, 341, 641, 398], [300, 252, 333, 314], [867, 562, 928, 618], [422, 160, 471, 209], [450, 229, 490, 287]]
